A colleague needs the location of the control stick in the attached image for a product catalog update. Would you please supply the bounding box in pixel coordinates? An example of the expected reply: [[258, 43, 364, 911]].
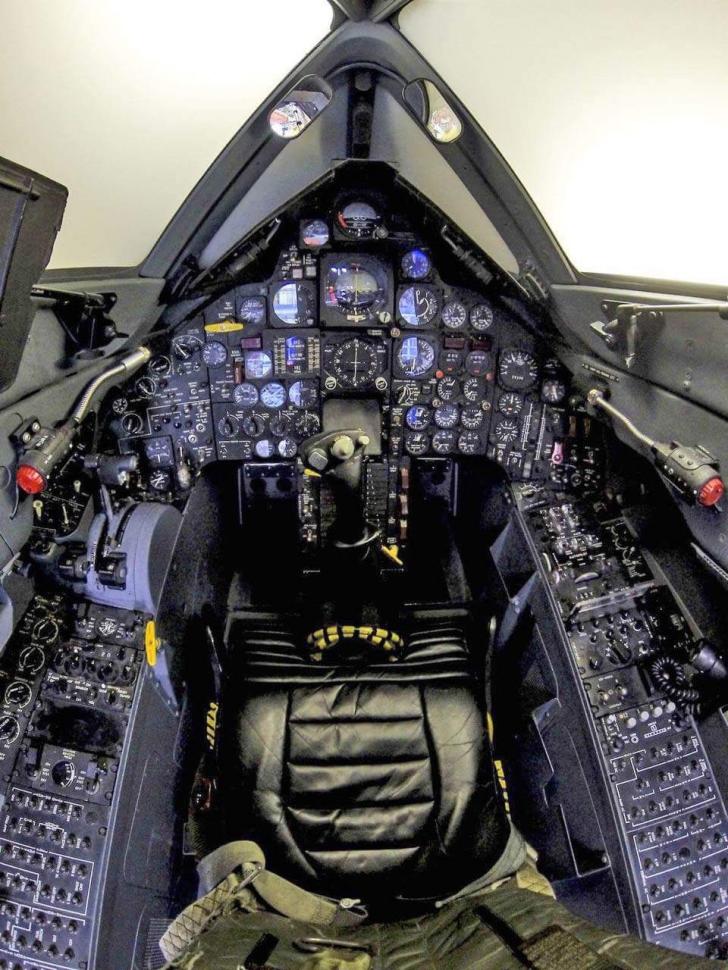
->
[[299, 428, 378, 554]]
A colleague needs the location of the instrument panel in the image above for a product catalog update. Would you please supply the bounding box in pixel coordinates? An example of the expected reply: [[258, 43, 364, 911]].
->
[[104, 198, 572, 493]]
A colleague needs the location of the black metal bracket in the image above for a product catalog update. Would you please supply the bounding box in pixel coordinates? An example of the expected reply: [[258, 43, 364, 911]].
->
[[590, 299, 728, 369], [31, 285, 119, 355]]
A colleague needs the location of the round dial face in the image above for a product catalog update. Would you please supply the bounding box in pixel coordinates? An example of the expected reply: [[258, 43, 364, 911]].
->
[[149, 355, 171, 377], [0, 715, 19, 743], [4, 682, 32, 708], [332, 338, 381, 388], [542, 378, 567, 404], [398, 286, 440, 327], [336, 200, 383, 239], [434, 403, 459, 429], [172, 334, 203, 360], [460, 405, 484, 429], [218, 414, 239, 437], [458, 431, 481, 454], [465, 350, 492, 377], [301, 219, 330, 248], [442, 300, 467, 330], [405, 431, 429, 456], [439, 349, 462, 374], [51, 760, 76, 788], [295, 412, 321, 437], [498, 349, 539, 390], [254, 439, 276, 459], [202, 341, 228, 368], [432, 430, 456, 454], [289, 380, 318, 408], [260, 382, 287, 409], [278, 437, 298, 458], [272, 282, 315, 327], [324, 259, 387, 321], [498, 392, 523, 416], [19, 646, 45, 675], [397, 336, 436, 378], [244, 350, 273, 379], [150, 469, 172, 491], [463, 378, 484, 402], [238, 296, 267, 325], [242, 415, 265, 438], [401, 248, 431, 280], [470, 303, 494, 332], [405, 405, 431, 431], [233, 383, 259, 408], [121, 412, 144, 435], [436, 376, 458, 401], [494, 418, 520, 444], [135, 376, 156, 398]]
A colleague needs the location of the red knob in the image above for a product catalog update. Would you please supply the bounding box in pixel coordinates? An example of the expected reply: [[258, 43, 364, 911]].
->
[[698, 476, 724, 508], [16, 465, 46, 494]]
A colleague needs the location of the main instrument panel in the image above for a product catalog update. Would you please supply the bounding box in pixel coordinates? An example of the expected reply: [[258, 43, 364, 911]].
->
[[104, 197, 572, 492]]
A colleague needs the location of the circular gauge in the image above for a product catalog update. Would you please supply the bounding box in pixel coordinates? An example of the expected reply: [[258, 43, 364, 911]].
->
[[32, 618, 59, 644], [120, 412, 144, 435], [51, 760, 76, 788], [172, 334, 203, 360], [242, 415, 265, 438], [233, 382, 259, 408], [436, 376, 458, 401], [0, 715, 19, 744], [324, 259, 387, 321], [4, 682, 31, 709], [111, 396, 129, 416], [260, 382, 287, 409], [272, 282, 315, 327], [149, 355, 171, 377], [498, 349, 539, 390], [463, 378, 484, 402], [397, 336, 436, 378], [336, 200, 383, 239], [217, 414, 239, 437], [401, 248, 431, 280], [19, 646, 45, 675], [254, 439, 276, 459], [498, 392, 523, 416], [442, 300, 468, 330], [466, 350, 492, 377], [458, 431, 481, 454], [202, 341, 228, 368], [238, 296, 267, 326], [301, 219, 329, 248], [269, 414, 291, 437], [405, 431, 430, 456], [398, 285, 440, 327], [135, 376, 156, 398], [332, 338, 381, 389], [149, 469, 172, 491], [494, 418, 520, 444], [434, 403, 459, 429], [470, 304, 494, 332], [278, 437, 298, 458], [289, 380, 318, 408], [244, 350, 273, 379], [405, 405, 431, 431], [295, 412, 321, 436], [542, 378, 567, 404], [439, 349, 463, 374], [432, 430, 456, 454], [460, 406, 484, 429]]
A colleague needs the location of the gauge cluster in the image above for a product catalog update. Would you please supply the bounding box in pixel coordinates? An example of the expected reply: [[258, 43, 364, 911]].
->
[[104, 195, 574, 493]]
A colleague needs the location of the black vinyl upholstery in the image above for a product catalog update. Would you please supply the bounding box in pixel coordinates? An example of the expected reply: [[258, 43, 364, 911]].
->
[[221, 619, 511, 907]]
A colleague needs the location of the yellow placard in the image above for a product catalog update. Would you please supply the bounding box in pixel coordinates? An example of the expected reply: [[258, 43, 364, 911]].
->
[[204, 320, 244, 334], [145, 620, 158, 666]]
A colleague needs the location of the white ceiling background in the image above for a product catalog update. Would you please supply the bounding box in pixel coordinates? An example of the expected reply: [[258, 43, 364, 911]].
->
[[0, 0, 331, 268]]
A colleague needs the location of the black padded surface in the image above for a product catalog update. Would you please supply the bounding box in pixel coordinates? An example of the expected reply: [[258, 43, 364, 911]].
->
[[220, 618, 510, 908]]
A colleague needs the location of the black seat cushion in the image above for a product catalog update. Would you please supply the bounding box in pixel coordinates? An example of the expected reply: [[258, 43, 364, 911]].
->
[[220, 619, 510, 907]]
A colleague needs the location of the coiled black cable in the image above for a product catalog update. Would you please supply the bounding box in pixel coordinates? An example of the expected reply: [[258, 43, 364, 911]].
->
[[649, 655, 702, 715]]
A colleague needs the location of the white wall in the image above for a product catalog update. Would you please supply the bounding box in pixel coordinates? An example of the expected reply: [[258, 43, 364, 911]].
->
[[401, 0, 728, 287], [0, 0, 331, 268]]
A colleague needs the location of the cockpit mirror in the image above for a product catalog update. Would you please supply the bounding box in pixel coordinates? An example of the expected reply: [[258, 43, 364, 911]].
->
[[268, 76, 332, 140], [403, 79, 463, 144]]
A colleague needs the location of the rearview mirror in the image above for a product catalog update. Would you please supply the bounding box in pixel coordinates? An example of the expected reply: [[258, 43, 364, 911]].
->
[[269, 75, 332, 140]]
